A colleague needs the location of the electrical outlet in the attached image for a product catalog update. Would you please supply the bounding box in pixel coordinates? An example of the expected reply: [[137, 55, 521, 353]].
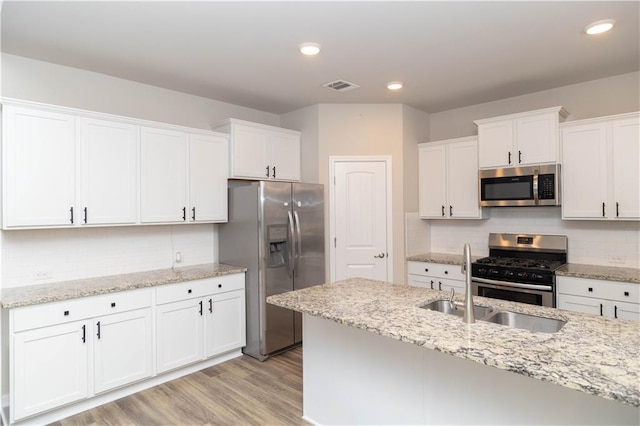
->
[[608, 255, 626, 264], [34, 270, 52, 280]]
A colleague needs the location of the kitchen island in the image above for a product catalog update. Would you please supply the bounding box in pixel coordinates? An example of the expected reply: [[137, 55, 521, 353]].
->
[[268, 278, 640, 425]]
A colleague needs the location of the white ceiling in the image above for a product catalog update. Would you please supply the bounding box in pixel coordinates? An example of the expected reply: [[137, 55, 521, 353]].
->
[[2, 1, 639, 115]]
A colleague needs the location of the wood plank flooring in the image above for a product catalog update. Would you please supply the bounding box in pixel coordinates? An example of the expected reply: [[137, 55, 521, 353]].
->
[[52, 347, 305, 425]]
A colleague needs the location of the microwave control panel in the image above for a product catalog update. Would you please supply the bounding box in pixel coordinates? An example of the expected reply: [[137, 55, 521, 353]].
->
[[538, 174, 555, 199]]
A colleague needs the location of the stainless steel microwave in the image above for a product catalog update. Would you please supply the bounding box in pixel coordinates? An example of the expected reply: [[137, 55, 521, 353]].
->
[[479, 164, 561, 207]]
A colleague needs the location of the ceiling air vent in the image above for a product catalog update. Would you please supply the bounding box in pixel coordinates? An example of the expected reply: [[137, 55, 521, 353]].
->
[[323, 79, 360, 92]]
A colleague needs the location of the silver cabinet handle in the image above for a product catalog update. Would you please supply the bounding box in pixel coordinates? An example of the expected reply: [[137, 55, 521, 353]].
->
[[374, 252, 386, 258]]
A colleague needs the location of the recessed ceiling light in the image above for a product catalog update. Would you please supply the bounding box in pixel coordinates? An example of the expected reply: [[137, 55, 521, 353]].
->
[[585, 19, 616, 35], [299, 43, 321, 56], [387, 81, 403, 90]]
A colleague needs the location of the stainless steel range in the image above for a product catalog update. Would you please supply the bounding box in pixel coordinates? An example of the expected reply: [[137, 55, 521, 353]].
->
[[471, 233, 568, 307]]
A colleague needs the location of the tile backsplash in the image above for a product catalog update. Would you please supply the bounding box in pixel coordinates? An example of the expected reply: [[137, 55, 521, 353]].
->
[[430, 207, 640, 268], [1, 224, 216, 288]]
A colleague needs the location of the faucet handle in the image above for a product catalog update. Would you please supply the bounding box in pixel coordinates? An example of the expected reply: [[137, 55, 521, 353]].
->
[[449, 288, 455, 305]]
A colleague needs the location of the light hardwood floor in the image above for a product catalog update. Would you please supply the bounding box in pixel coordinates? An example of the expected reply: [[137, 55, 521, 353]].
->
[[52, 346, 305, 425]]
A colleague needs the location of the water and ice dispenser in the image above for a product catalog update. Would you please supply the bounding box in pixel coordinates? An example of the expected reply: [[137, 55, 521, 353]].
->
[[267, 224, 289, 268]]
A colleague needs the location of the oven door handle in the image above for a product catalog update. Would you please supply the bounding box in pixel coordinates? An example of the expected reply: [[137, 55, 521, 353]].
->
[[472, 277, 552, 292]]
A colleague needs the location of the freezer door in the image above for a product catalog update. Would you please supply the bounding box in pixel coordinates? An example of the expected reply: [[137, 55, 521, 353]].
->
[[292, 183, 325, 342], [260, 181, 295, 355]]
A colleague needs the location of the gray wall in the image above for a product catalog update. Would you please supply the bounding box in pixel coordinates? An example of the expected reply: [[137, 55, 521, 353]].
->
[[429, 72, 640, 141]]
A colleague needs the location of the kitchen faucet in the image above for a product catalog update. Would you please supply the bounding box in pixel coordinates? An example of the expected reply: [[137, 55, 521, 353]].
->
[[449, 243, 475, 324]]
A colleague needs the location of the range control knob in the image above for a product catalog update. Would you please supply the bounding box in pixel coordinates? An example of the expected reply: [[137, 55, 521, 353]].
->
[[489, 269, 500, 276], [478, 268, 487, 275], [516, 272, 529, 280]]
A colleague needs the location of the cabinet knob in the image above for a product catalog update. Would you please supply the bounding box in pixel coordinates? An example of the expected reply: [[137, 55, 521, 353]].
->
[[218, 284, 222, 288], [444, 270, 448, 275], [64, 310, 70, 316], [188, 289, 192, 294], [111, 302, 116, 308], [624, 291, 629, 297], [424, 268, 429, 272], [588, 287, 593, 292]]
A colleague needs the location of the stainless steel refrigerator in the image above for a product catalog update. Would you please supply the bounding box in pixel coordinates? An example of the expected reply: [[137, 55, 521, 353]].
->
[[218, 181, 325, 361]]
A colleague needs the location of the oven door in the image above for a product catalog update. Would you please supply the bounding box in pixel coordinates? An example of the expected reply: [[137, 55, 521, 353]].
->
[[472, 278, 555, 307]]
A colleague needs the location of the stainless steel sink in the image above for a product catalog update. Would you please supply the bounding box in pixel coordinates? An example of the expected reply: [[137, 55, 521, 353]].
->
[[480, 310, 566, 333], [421, 300, 494, 319], [421, 299, 565, 333]]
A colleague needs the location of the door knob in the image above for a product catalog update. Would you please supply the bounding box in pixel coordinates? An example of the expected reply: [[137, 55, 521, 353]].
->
[[374, 252, 386, 258]]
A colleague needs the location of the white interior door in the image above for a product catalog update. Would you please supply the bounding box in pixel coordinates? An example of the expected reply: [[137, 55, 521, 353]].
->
[[332, 159, 391, 282]]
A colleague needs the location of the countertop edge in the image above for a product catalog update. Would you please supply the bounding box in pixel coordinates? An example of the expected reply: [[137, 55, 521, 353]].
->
[[1, 263, 247, 309]]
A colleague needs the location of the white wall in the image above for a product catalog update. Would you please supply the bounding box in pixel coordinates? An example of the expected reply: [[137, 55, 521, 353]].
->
[[0, 54, 280, 288], [429, 72, 640, 141], [427, 73, 640, 268], [281, 104, 319, 183]]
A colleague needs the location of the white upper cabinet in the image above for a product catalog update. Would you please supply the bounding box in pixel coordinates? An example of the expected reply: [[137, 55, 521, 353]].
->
[[213, 118, 301, 181], [140, 127, 189, 223], [475, 107, 568, 169], [561, 112, 639, 220], [2, 99, 229, 228], [188, 133, 229, 222], [418, 137, 483, 219], [79, 118, 138, 225], [2, 105, 76, 228]]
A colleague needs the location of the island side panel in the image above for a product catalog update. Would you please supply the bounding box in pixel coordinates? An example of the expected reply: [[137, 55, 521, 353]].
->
[[302, 313, 640, 425], [303, 314, 425, 425]]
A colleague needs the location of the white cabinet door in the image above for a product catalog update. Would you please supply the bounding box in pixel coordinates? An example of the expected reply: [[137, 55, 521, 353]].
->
[[418, 144, 447, 218], [561, 122, 608, 219], [156, 298, 204, 373], [188, 134, 228, 222], [612, 301, 640, 322], [269, 131, 301, 181], [3, 106, 76, 228], [447, 140, 480, 218], [407, 274, 435, 289], [611, 116, 640, 219], [79, 118, 138, 225], [12, 321, 89, 422], [140, 127, 188, 223], [439, 279, 465, 294], [516, 112, 558, 165], [93, 309, 153, 394], [557, 293, 604, 316], [231, 125, 270, 179], [205, 290, 246, 358], [478, 119, 512, 168]]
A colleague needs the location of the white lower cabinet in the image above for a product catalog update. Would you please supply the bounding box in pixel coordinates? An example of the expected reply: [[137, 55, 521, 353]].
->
[[407, 261, 465, 293], [12, 321, 90, 421], [93, 309, 153, 394], [557, 276, 640, 321], [8, 273, 246, 423], [156, 275, 246, 373]]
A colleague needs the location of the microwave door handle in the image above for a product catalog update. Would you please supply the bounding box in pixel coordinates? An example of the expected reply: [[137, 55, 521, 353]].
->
[[533, 169, 539, 205]]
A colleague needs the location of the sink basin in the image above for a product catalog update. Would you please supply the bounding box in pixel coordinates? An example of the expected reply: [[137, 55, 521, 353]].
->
[[481, 310, 566, 333], [421, 299, 566, 333], [421, 299, 494, 319]]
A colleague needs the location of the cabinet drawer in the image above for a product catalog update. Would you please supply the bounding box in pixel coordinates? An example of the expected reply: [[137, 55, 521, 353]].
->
[[557, 276, 640, 303], [156, 274, 245, 305], [12, 288, 152, 332], [407, 261, 464, 280]]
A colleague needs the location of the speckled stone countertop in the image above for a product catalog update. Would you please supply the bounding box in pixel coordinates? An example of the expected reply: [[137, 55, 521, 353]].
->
[[557, 263, 640, 284], [0, 263, 247, 309], [268, 278, 640, 407], [406, 252, 480, 265]]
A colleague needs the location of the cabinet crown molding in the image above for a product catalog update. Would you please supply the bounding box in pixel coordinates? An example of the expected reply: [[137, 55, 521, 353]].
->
[[559, 111, 640, 128], [419, 135, 477, 148], [473, 106, 569, 126], [211, 117, 301, 135]]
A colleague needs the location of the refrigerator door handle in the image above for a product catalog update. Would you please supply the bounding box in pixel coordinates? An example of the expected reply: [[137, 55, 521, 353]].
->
[[287, 211, 295, 278], [293, 210, 302, 278]]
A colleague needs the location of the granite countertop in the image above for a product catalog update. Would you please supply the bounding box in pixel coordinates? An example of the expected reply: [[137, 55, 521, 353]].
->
[[406, 252, 480, 265], [556, 263, 640, 284], [0, 263, 247, 309], [408, 252, 640, 284], [268, 278, 640, 407]]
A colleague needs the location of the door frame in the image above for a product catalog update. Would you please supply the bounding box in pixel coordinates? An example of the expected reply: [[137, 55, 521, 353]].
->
[[329, 156, 393, 282]]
